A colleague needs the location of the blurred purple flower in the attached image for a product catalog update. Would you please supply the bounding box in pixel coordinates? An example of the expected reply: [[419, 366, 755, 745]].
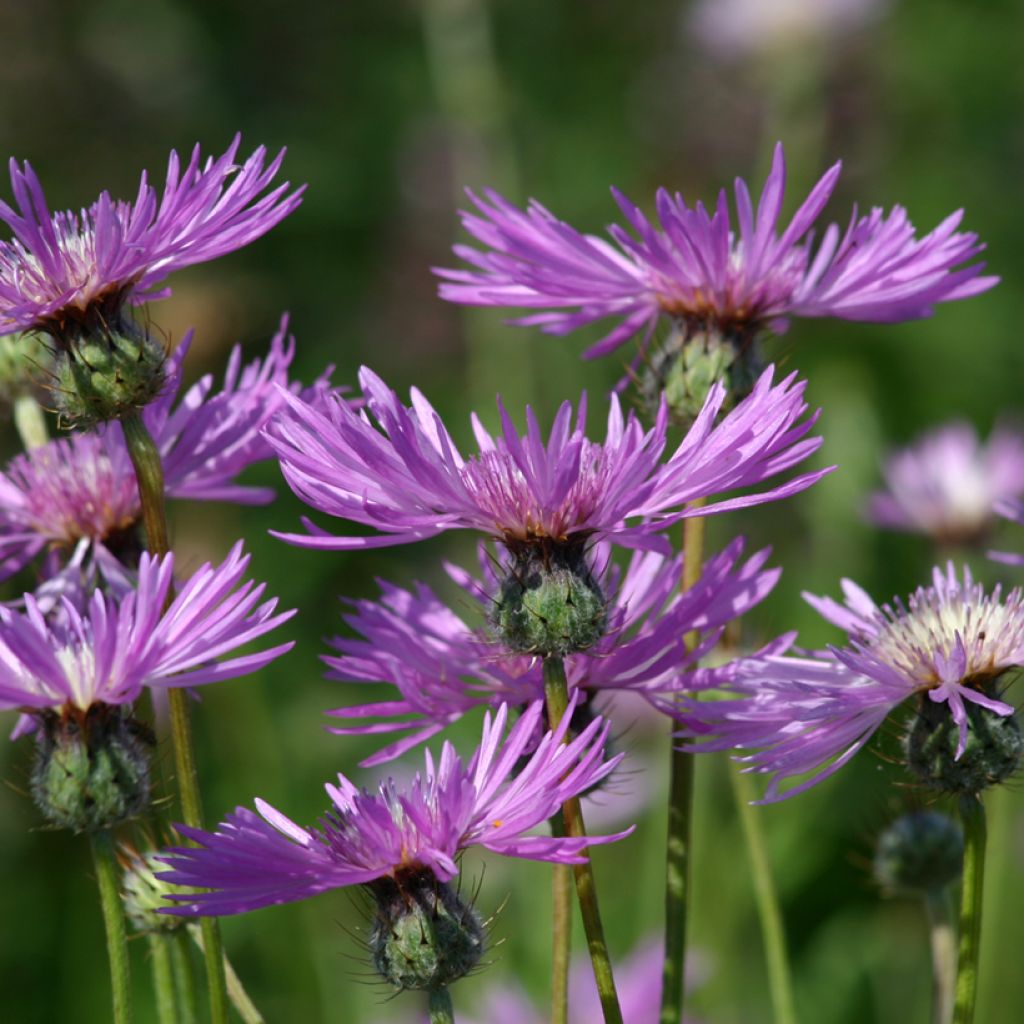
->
[[435, 143, 995, 360], [0, 317, 318, 580], [867, 421, 1024, 546], [684, 564, 1020, 800], [0, 542, 294, 717], [267, 363, 829, 553], [0, 136, 303, 336], [157, 699, 630, 916], [326, 538, 780, 764]]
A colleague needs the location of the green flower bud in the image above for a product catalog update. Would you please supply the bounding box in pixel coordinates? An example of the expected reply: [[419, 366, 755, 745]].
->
[[53, 324, 166, 428], [30, 705, 152, 832], [906, 697, 1022, 795], [638, 319, 764, 427], [873, 810, 964, 895], [492, 538, 606, 657], [120, 846, 186, 934], [369, 869, 485, 992]]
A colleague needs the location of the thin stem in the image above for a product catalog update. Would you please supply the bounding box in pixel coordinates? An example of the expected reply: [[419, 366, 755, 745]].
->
[[428, 987, 455, 1024], [171, 930, 198, 1024], [90, 830, 134, 1024], [191, 923, 267, 1024], [543, 657, 624, 1024], [953, 797, 987, 1024], [549, 811, 572, 1024], [121, 412, 229, 1024], [148, 933, 177, 1024], [926, 888, 956, 1024], [661, 509, 705, 1024], [13, 393, 49, 448], [730, 765, 798, 1024]]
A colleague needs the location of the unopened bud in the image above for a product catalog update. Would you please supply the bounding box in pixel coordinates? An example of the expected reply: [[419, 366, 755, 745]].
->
[[368, 869, 485, 992], [873, 811, 964, 895], [121, 845, 187, 933]]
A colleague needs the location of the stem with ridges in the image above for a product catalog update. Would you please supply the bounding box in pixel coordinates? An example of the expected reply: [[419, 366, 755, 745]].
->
[[148, 933, 177, 1024], [953, 796, 987, 1024], [926, 888, 956, 1024], [121, 412, 229, 1024], [730, 765, 798, 1024], [661, 509, 705, 1024], [543, 657, 624, 1024], [90, 830, 134, 1024], [549, 810, 572, 1024], [428, 987, 455, 1023], [171, 930, 198, 1024]]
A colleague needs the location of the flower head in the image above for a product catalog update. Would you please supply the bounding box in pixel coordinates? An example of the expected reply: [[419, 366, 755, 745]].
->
[[0, 317, 318, 580], [685, 564, 1021, 800], [0, 136, 303, 338], [327, 538, 780, 764], [157, 699, 630, 916], [867, 421, 1024, 545], [268, 363, 828, 554], [435, 143, 995, 360], [0, 541, 294, 718]]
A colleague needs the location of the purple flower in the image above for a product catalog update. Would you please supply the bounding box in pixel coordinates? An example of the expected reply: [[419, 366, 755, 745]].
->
[[435, 143, 996, 360], [157, 699, 630, 916], [0, 136, 303, 336], [327, 538, 780, 764], [0, 317, 317, 580], [0, 542, 294, 717], [685, 564, 1020, 800], [267, 363, 829, 553], [867, 421, 1024, 545]]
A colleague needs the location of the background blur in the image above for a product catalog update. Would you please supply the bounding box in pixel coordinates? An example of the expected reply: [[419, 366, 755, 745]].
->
[[1, 1, 1023, 1021]]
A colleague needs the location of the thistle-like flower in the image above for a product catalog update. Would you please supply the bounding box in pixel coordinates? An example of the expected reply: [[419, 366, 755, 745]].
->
[[327, 538, 780, 764], [684, 564, 1021, 800], [866, 421, 1024, 546], [435, 143, 995, 361], [0, 136, 303, 339], [157, 698, 629, 917]]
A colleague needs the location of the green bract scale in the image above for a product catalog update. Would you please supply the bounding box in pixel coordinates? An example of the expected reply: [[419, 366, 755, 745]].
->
[[368, 869, 485, 992], [30, 705, 152, 833], [492, 538, 607, 657], [53, 324, 166, 429], [906, 696, 1023, 795], [121, 846, 187, 934], [638, 320, 765, 427], [873, 810, 964, 895]]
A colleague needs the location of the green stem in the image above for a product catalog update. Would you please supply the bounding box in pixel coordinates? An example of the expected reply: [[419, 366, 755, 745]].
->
[[191, 923, 267, 1024], [661, 510, 705, 1024], [13, 392, 49, 448], [549, 812, 572, 1024], [171, 930, 198, 1024], [428, 986, 456, 1024], [121, 412, 229, 1024], [730, 765, 798, 1024], [90, 830, 134, 1024], [543, 657, 624, 1024], [953, 797, 987, 1024], [926, 888, 956, 1024], [148, 933, 177, 1024]]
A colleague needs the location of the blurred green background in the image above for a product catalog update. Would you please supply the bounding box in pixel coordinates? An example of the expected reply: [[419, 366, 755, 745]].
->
[[1, 0, 1023, 1021]]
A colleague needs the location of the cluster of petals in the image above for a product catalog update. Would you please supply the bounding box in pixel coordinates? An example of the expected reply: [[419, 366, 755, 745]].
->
[[435, 143, 995, 359], [327, 538, 780, 764], [0, 318, 314, 580], [866, 421, 1024, 545], [266, 363, 828, 553], [0, 135, 303, 333], [157, 699, 629, 916], [0, 542, 294, 716], [684, 564, 1021, 801]]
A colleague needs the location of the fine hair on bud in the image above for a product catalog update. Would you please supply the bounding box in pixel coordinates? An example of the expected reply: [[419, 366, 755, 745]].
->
[[637, 318, 765, 427], [30, 704, 152, 832], [491, 536, 607, 657], [368, 868, 485, 992], [905, 695, 1022, 795], [873, 810, 964, 895]]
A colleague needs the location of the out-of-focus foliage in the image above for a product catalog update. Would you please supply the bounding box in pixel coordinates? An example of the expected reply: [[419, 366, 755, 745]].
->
[[1, 1, 1022, 1021]]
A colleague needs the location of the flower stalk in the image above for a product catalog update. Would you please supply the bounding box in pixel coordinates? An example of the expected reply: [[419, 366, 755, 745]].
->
[[550, 809, 572, 1024], [543, 656, 624, 1024], [147, 933, 177, 1024], [953, 797, 987, 1024], [171, 931, 198, 1024], [428, 987, 455, 1024], [926, 888, 956, 1024], [90, 830, 134, 1024]]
